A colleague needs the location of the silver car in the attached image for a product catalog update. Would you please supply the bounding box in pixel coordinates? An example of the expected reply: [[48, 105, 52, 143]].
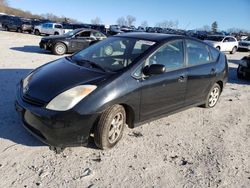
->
[[238, 37, 250, 51]]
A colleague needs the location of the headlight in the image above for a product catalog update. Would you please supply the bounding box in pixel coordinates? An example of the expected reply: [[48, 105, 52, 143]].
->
[[22, 73, 33, 93], [46, 85, 97, 111]]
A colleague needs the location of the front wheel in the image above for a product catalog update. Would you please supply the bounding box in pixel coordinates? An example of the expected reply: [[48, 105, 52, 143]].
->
[[52, 43, 67, 55], [204, 83, 221, 108], [17, 28, 22, 33], [34, 29, 40, 35], [94, 105, 126, 149], [230, 46, 237, 54], [216, 46, 220, 51]]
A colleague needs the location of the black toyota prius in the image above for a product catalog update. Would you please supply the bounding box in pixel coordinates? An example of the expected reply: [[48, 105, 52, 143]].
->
[[15, 33, 228, 150]]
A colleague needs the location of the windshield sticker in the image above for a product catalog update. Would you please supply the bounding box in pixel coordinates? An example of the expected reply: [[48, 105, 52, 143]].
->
[[137, 40, 155, 46]]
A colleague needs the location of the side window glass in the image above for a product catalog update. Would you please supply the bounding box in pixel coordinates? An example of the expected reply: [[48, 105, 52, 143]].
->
[[92, 31, 105, 38], [223, 37, 229, 42], [186, 40, 210, 66], [55, 24, 62, 29], [78, 31, 91, 38], [229, 37, 236, 42], [147, 40, 184, 70], [209, 46, 220, 61]]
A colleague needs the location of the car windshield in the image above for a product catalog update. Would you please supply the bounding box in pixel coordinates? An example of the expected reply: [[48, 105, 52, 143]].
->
[[206, 36, 224, 41], [245, 37, 250, 41], [71, 37, 156, 72]]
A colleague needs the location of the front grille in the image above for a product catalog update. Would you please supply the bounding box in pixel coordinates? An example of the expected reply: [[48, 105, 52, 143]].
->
[[22, 94, 46, 107]]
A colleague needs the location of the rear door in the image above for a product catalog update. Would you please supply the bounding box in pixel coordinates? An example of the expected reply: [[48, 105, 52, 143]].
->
[[184, 39, 217, 106], [140, 40, 187, 121]]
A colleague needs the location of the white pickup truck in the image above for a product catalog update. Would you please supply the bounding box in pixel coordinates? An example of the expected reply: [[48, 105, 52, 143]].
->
[[34, 23, 70, 36]]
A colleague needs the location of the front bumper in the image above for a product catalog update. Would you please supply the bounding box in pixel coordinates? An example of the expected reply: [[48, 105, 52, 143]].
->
[[15, 83, 99, 147]]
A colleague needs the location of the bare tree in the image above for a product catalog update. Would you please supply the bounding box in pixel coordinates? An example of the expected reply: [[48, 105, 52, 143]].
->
[[116, 17, 127, 26], [140, 21, 148, 28], [91, 17, 102, 25], [126, 15, 136, 27]]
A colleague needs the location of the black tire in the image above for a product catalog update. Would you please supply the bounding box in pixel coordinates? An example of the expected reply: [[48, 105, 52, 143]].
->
[[17, 28, 22, 33], [52, 42, 67, 55], [216, 46, 220, 51], [94, 105, 126, 149], [34, 29, 40, 35], [237, 65, 244, 79], [54, 32, 59, 35], [230, 46, 237, 54], [203, 83, 221, 108], [5, 26, 9, 31]]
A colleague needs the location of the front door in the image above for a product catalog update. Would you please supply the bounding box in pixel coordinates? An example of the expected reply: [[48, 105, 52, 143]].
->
[[140, 40, 187, 121], [71, 31, 93, 51]]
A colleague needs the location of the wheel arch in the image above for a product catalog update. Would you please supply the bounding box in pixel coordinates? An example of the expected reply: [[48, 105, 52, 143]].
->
[[216, 80, 224, 92], [119, 103, 135, 128]]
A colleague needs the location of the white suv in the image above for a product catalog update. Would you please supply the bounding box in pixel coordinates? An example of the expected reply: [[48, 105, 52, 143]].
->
[[34, 23, 65, 36], [204, 35, 238, 54]]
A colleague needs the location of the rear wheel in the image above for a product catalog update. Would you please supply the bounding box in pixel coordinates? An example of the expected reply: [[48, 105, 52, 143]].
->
[[52, 42, 67, 55], [204, 83, 221, 108], [230, 46, 237, 54], [5, 26, 9, 31], [34, 29, 40, 35], [17, 28, 22, 33], [54, 32, 59, 35], [94, 105, 126, 149], [216, 46, 220, 51]]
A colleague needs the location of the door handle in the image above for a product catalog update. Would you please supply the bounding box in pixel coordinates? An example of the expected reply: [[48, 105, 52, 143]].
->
[[178, 75, 186, 82]]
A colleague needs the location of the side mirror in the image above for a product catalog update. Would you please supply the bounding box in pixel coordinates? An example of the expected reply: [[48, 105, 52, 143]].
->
[[143, 64, 166, 76]]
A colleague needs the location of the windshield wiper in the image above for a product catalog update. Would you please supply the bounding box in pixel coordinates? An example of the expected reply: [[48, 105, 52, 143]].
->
[[76, 59, 107, 72]]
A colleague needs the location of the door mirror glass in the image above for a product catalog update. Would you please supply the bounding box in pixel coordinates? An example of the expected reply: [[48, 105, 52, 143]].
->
[[143, 64, 166, 76]]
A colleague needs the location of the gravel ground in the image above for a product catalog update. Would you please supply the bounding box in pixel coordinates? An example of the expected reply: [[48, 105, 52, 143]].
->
[[0, 30, 250, 188]]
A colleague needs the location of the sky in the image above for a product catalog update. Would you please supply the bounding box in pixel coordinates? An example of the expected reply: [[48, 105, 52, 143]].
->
[[9, 0, 250, 31]]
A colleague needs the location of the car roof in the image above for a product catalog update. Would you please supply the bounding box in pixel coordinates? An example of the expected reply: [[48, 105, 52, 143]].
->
[[115, 32, 185, 42]]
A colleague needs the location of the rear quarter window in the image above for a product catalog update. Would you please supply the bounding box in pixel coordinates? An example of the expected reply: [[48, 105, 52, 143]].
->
[[209, 47, 220, 61], [186, 40, 210, 66]]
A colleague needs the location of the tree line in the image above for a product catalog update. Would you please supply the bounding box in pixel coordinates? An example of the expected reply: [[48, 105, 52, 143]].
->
[[1, 0, 248, 33]]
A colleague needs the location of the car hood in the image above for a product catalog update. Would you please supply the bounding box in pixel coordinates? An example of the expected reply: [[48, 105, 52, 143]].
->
[[24, 57, 109, 103]]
